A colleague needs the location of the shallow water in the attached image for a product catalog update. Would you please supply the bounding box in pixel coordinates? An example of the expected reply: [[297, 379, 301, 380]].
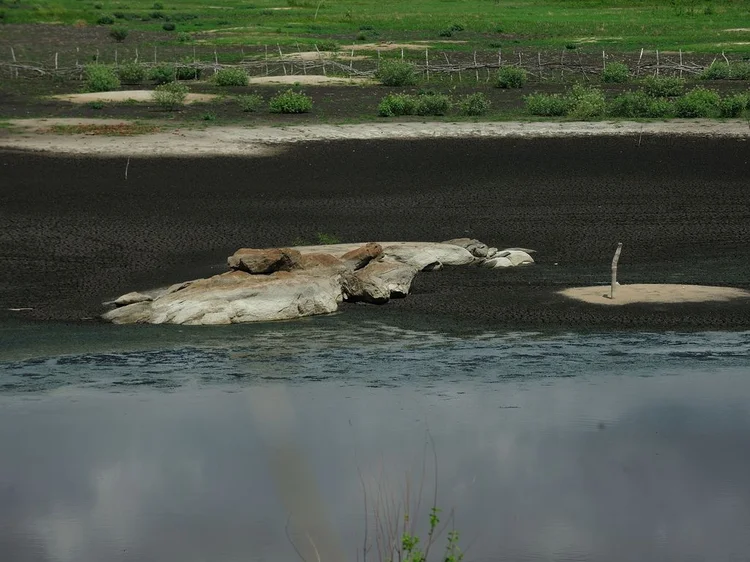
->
[[2, 320, 750, 562]]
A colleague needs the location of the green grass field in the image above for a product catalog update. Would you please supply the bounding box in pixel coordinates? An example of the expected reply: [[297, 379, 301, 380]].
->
[[2, 0, 750, 54]]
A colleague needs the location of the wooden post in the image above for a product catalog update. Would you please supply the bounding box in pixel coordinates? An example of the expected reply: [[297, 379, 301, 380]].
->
[[610, 243, 623, 299], [114, 49, 118, 65], [76, 46, 79, 67], [135, 47, 139, 63], [265, 45, 269, 75], [474, 50, 479, 82], [350, 48, 354, 73], [602, 49, 606, 69], [315, 44, 326, 76], [153, 46, 157, 63], [278, 44, 286, 76], [679, 49, 683, 78], [401, 48, 404, 60], [55, 52, 58, 70], [636, 47, 643, 77], [656, 50, 660, 76], [425, 48, 429, 80]]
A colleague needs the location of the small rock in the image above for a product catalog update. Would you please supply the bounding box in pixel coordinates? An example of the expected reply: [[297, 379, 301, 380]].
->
[[340, 242, 382, 270], [113, 291, 153, 307], [343, 258, 419, 303], [482, 257, 514, 268], [227, 248, 301, 274], [443, 238, 490, 258], [487, 247, 498, 258], [297, 252, 345, 271]]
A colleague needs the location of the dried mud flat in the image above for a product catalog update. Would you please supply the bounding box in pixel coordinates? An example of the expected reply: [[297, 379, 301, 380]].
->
[[1, 128, 750, 330]]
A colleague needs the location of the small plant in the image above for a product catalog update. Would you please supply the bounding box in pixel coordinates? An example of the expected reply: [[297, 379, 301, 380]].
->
[[524, 92, 569, 116], [674, 86, 721, 118], [565, 43, 577, 50], [177, 31, 191, 42], [152, 1, 163, 8], [450, 22, 464, 31], [214, 67, 248, 86], [237, 93, 264, 112], [415, 92, 451, 116], [148, 63, 175, 84], [269, 89, 313, 113], [496, 66, 527, 88], [378, 93, 418, 116], [109, 26, 129, 42], [152, 81, 188, 110], [730, 62, 750, 80], [640, 75, 685, 97], [113, 11, 125, 18], [93, 2, 102, 8], [162, 21, 175, 31], [718, 93, 749, 117], [375, 59, 417, 87], [699, 61, 731, 80], [84, 64, 120, 92], [89, 100, 105, 109], [316, 232, 340, 245], [97, 14, 115, 24], [458, 92, 490, 116], [175, 58, 198, 80], [703, 4, 715, 15], [148, 10, 164, 18], [117, 61, 145, 84], [601, 61, 629, 83], [200, 111, 216, 121], [608, 90, 673, 118], [438, 28, 453, 37], [566, 83, 606, 119], [315, 39, 338, 51]]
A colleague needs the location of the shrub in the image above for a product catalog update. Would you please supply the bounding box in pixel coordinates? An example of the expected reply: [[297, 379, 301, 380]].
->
[[152, 81, 188, 110], [162, 22, 175, 31], [153, 2, 163, 8], [458, 92, 490, 116], [524, 92, 568, 116], [608, 90, 673, 118], [699, 61, 731, 80], [89, 100, 105, 109], [109, 26, 129, 42], [201, 111, 216, 121], [269, 89, 313, 113], [415, 93, 451, 116], [566, 84, 606, 119], [438, 28, 453, 37], [113, 11, 125, 18], [177, 31, 191, 42], [730, 62, 750, 80], [237, 93, 264, 112], [601, 61, 629, 83], [375, 59, 417, 87], [117, 61, 146, 84], [378, 93, 418, 116], [175, 58, 198, 80], [84, 64, 120, 92], [450, 22, 464, 31], [148, 10, 164, 19], [496, 66, 526, 89], [674, 86, 721, 117], [315, 40, 338, 51], [640, 75, 685, 97], [97, 14, 115, 25], [214, 67, 248, 86], [719, 93, 749, 117], [148, 63, 175, 84]]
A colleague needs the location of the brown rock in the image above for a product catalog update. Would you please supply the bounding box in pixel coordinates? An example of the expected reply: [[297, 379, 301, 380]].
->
[[343, 258, 419, 304], [340, 242, 382, 270], [297, 252, 345, 270], [227, 247, 302, 274], [113, 291, 153, 307]]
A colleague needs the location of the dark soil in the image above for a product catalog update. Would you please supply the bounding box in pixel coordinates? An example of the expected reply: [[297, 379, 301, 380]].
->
[[2, 135, 750, 329]]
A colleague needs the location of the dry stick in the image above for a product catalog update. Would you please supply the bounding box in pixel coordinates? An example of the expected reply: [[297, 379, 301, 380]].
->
[[76, 46, 79, 67], [637, 47, 644, 77], [610, 243, 623, 299], [474, 50, 479, 82], [278, 44, 286, 76], [376, 49, 380, 71], [95, 48, 99, 64], [315, 44, 326, 76], [214, 48, 219, 75], [124, 157, 130, 180], [55, 52, 58, 71], [114, 49, 118, 65], [401, 48, 404, 60], [296, 43, 307, 75], [656, 49, 660, 76], [135, 47, 139, 63], [602, 49, 606, 69], [679, 49, 683, 78], [722, 50, 730, 66], [425, 48, 429, 80]]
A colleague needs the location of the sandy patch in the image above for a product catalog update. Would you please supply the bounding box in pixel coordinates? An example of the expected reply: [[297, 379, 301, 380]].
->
[[559, 284, 750, 305], [248, 75, 372, 85], [51, 91, 218, 104], [284, 50, 369, 61], [2, 119, 750, 157], [724, 28, 750, 32]]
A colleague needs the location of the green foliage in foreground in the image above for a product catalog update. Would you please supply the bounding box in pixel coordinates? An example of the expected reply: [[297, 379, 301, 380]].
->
[[152, 81, 189, 110], [457, 92, 491, 116], [609, 91, 673, 118], [149, 63, 176, 85], [213, 67, 248, 87], [601, 62, 630, 83], [673, 86, 721, 118], [640, 76, 686, 97], [269, 89, 313, 113], [378, 92, 451, 116], [376, 60, 417, 87], [237, 93, 264, 112], [699, 62, 750, 81], [495, 66, 527, 89], [117, 62, 146, 84], [84, 64, 120, 92]]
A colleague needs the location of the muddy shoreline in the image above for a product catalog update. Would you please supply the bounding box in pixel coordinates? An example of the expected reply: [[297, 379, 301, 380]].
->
[[2, 134, 750, 329]]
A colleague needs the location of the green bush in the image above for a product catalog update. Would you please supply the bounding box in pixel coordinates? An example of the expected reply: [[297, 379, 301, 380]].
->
[[608, 90, 673, 118], [201, 111, 216, 121], [601, 61, 629, 83], [438, 28, 453, 37], [458, 92, 490, 116], [177, 31, 192, 43], [674, 86, 721, 117], [214, 67, 248, 86], [315, 40, 338, 51], [152, 81, 189, 110], [97, 14, 115, 25], [524, 92, 568, 116], [640, 76, 685, 97], [117, 62, 146, 84], [699, 62, 731, 80], [84, 64, 120, 92], [719, 93, 749, 117], [269, 89, 313, 113], [378, 93, 418, 116], [149, 63, 176, 84], [375, 59, 417, 87], [566, 84, 606, 119], [496, 66, 527, 89], [729, 62, 750, 80], [162, 22, 176, 31], [175, 58, 199, 80], [237, 93, 264, 112], [109, 26, 129, 42], [415, 93, 451, 116]]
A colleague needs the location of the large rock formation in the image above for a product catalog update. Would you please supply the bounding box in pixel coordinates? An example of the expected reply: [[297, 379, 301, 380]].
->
[[102, 240, 535, 325]]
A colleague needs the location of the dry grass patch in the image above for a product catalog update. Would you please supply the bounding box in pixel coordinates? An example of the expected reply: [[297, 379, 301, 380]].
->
[[46, 122, 160, 136]]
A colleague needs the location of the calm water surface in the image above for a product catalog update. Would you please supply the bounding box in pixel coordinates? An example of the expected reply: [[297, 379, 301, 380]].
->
[[1, 319, 749, 562]]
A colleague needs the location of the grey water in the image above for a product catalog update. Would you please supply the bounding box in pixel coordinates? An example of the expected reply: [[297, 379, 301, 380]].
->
[[1, 319, 750, 562]]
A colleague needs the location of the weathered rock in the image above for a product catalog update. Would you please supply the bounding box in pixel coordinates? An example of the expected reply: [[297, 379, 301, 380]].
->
[[504, 250, 535, 266], [487, 247, 498, 258], [343, 258, 419, 303], [103, 269, 343, 325], [443, 238, 490, 258], [297, 252, 345, 271], [340, 242, 382, 270], [113, 291, 153, 307], [482, 256, 514, 268], [382, 243, 475, 270], [227, 247, 301, 274]]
